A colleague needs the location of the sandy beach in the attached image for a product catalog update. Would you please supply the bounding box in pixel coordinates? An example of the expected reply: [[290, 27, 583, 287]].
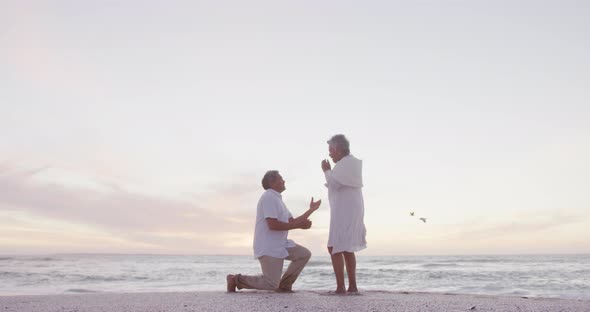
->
[[1, 291, 588, 312]]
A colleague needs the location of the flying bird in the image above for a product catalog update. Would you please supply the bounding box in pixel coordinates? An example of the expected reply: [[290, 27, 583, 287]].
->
[[410, 212, 415, 216], [419, 218, 427, 223]]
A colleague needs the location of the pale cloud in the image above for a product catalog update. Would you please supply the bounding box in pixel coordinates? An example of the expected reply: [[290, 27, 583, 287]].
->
[[2, 162, 588, 255], [0, 164, 258, 254], [0, 211, 160, 254], [450, 213, 584, 241], [372, 210, 590, 255]]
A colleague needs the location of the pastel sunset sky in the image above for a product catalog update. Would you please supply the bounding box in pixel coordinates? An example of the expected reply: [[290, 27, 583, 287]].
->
[[1, 1, 589, 256]]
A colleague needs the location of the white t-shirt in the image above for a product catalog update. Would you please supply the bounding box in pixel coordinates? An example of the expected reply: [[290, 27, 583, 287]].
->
[[253, 189, 296, 259]]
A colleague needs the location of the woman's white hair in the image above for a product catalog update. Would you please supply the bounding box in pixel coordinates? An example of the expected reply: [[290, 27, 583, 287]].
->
[[327, 134, 350, 155]]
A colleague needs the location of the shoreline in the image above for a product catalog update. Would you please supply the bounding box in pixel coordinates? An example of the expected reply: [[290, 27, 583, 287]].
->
[[1, 290, 589, 300], [1, 290, 588, 312]]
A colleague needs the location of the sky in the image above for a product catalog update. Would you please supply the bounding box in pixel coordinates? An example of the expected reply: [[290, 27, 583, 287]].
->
[[1, 0, 589, 256]]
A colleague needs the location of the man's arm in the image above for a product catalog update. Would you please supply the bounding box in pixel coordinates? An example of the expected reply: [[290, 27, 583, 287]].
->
[[266, 218, 311, 231]]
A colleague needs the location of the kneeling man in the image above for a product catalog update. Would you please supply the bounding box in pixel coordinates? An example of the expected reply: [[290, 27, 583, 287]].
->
[[227, 170, 321, 292]]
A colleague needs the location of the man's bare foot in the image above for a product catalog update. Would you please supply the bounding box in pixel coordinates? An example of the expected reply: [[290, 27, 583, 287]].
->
[[226, 274, 236, 293]]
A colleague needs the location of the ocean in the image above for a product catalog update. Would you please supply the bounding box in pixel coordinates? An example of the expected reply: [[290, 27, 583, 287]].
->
[[1, 254, 588, 299]]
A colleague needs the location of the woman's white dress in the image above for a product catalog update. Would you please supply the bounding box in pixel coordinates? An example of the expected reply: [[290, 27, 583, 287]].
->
[[325, 155, 367, 254]]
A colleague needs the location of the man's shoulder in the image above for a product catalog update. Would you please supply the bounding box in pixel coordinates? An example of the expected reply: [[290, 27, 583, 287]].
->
[[259, 190, 272, 200], [259, 190, 281, 203]]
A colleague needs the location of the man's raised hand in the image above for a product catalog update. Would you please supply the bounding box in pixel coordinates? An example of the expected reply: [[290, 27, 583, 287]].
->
[[309, 197, 322, 212]]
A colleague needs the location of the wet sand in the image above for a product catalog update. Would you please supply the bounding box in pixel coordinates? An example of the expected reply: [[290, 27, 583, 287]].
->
[[1, 290, 588, 312]]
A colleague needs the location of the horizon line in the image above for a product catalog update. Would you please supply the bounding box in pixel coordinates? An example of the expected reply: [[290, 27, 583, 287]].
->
[[1, 252, 589, 257]]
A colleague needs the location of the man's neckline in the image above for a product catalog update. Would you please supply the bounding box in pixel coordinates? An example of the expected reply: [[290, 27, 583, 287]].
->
[[267, 189, 282, 197]]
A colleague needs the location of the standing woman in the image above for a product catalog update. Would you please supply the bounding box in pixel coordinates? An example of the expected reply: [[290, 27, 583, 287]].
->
[[321, 134, 367, 294]]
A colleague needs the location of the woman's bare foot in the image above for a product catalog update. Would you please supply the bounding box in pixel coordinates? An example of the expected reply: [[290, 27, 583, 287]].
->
[[347, 287, 358, 293], [335, 287, 347, 294], [226, 274, 236, 292]]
